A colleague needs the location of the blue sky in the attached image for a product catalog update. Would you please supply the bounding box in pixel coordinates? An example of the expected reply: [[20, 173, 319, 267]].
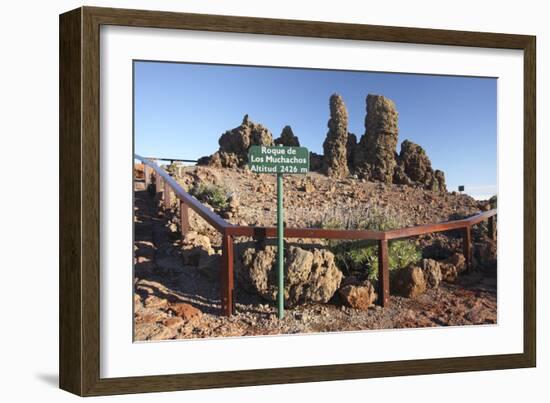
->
[[134, 61, 497, 199]]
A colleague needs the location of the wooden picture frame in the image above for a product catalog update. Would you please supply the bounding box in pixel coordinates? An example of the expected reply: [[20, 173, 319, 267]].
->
[[59, 6, 536, 396]]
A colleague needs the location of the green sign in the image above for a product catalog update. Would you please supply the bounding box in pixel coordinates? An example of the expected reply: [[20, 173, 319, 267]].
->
[[247, 145, 309, 174], [247, 145, 309, 320]]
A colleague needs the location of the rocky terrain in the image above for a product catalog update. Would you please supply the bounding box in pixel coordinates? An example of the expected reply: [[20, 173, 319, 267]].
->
[[133, 168, 497, 341], [134, 92, 497, 341]]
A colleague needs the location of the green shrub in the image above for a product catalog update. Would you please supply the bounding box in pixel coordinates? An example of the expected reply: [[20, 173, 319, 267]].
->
[[332, 239, 420, 280], [189, 183, 229, 210], [318, 206, 420, 279]]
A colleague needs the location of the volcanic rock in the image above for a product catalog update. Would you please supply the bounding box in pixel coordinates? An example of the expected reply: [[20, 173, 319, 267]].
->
[[395, 140, 446, 192], [338, 278, 377, 310], [180, 231, 215, 266], [322, 94, 350, 178], [391, 264, 427, 298], [236, 244, 343, 306], [199, 114, 274, 167], [354, 94, 399, 183], [440, 253, 467, 282], [274, 125, 300, 146], [309, 152, 323, 172], [420, 258, 443, 288]]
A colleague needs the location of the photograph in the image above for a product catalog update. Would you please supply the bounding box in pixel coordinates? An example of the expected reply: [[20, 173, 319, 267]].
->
[[132, 61, 498, 341]]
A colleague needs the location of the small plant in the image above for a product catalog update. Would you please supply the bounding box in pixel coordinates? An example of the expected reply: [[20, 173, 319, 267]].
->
[[166, 162, 180, 177], [189, 183, 230, 211], [489, 194, 497, 209], [332, 239, 420, 280], [317, 206, 420, 279]]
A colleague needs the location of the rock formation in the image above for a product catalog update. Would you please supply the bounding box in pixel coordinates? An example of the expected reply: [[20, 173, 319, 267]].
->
[[394, 140, 447, 192], [236, 244, 343, 307], [391, 264, 426, 298], [309, 152, 323, 172], [338, 277, 377, 310], [322, 94, 350, 178], [198, 114, 274, 168], [434, 169, 446, 192], [419, 253, 466, 284], [196, 94, 448, 193], [354, 94, 399, 183], [274, 125, 300, 147], [420, 258, 443, 288]]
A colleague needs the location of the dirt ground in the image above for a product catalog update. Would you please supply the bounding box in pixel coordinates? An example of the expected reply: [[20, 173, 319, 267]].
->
[[133, 170, 497, 341]]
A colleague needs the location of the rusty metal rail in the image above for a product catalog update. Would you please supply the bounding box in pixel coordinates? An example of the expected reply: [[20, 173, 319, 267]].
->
[[135, 155, 497, 316]]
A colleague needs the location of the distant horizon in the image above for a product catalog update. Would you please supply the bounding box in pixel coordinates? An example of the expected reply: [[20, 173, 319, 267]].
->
[[134, 61, 497, 200]]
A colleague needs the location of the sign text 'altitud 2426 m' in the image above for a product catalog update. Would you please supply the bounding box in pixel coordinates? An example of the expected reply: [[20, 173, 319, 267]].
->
[[247, 145, 309, 174]]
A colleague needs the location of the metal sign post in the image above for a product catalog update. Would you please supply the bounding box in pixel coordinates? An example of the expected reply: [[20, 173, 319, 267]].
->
[[247, 145, 309, 319], [276, 172, 284, 318]]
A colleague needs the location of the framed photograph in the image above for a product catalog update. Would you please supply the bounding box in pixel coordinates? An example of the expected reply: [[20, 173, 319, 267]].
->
[[59, 6, 536, 396]]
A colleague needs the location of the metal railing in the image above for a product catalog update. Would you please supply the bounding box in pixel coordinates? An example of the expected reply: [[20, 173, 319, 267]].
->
[[135, 155, 497, 316], [144, 157, 198, 164]]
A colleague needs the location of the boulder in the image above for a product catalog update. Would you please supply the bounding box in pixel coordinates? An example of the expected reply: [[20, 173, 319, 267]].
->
[[420, 258, 443, 288], [397, 140, 432, 184], [322, 94, 350, 178], [236, 244, 343, 306], [180, 231, 215, 266], [204, 151, 241, 168], [440, 253, 467, 282], [338, 278, 377, 310], [445, 252, 467, 272], [391, 264, 427, 298], [274, 125, 300, 146], [198, 114, 274, 167], [354, 94, 399, 183], [395, 140, 447, 191]]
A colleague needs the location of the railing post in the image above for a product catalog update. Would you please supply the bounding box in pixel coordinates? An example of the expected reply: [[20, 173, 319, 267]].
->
[[163, 181, 172, 209], [377, 239, 390, 307], [180, 200, 190, 236], [143, 164, 151, 189], [155, 173, 163, 195], [463, 225, 472, 271], [488, 216, 496, 240], [221, 232, 234, 316]]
